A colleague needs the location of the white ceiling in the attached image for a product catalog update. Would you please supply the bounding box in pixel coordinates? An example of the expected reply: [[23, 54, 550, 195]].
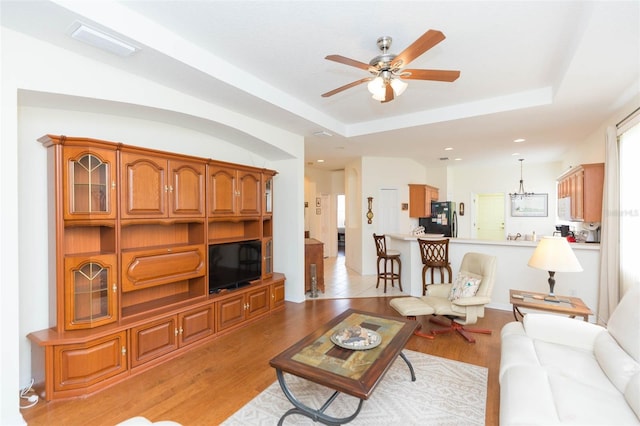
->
[[3, 1, 639, 170]]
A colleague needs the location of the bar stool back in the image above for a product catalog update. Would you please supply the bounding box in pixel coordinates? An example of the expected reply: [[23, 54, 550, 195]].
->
[[373, 233, 402, 293], [418, 238, 452, 295]]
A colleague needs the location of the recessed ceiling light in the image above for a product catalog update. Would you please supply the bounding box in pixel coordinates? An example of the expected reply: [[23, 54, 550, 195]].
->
[[444, 147, 453, 151], [317, 159, 325, 163], [69, 22, 138, 56], [454, 158, 462, 161], [313, 130, 333, 137], [514, 138, 526, 143], [512, 152, 520, 156]]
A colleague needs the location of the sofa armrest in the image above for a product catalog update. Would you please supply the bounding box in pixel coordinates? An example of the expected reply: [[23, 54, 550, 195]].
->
[[523, 313, 605, 351], [452, 296, 491, 307]]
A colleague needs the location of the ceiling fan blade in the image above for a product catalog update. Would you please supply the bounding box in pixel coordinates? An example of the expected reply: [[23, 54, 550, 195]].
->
[[401, 69, 460, 82], [381, 84, 394, 103], [325, 54, 371, 71], [321, 77, 372, 97], [392, 30, 446, 68]]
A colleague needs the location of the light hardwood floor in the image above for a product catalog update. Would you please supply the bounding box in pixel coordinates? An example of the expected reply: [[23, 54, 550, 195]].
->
[[22, 255, 512, 425]]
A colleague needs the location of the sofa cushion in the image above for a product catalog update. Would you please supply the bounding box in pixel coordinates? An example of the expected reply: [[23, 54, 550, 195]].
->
[[607, 286, 640, 363], [595, 331, 640, 394], [522, 313, 604, 351], [626, 373, 640, 420]]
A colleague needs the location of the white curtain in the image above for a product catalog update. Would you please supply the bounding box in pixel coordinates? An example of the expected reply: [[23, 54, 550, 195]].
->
[[597, 127, 620, 324], [619, 118, 640, 296], [598, 112, 640, 324]]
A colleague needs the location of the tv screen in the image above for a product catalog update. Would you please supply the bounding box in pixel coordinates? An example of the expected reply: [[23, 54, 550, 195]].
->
[[208, 240, 262, 293]]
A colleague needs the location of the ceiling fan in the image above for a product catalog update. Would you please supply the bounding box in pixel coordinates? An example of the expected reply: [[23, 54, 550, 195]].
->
[[322, 29, 460, 103]]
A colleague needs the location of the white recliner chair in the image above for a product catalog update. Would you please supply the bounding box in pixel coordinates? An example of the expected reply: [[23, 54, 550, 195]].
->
[[390, 252, 497, 342]]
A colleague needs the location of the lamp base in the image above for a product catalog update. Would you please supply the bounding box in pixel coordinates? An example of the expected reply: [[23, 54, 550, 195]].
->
[[544, 295, 560, 303]]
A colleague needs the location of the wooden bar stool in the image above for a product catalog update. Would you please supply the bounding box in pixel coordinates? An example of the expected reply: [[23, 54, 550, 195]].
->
[[417, 238, 452, 295], [373, 233, 402, 293]]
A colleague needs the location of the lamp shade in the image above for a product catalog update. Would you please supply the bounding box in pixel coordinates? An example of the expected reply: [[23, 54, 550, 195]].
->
[[528, 236, 583, 272]]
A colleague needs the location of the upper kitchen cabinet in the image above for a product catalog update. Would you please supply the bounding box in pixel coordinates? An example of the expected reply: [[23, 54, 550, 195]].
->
[[408, 184, 439, 218], [208, 163, 261, 217], [120, 149, 206, 220], [557, 163, 604, 222]]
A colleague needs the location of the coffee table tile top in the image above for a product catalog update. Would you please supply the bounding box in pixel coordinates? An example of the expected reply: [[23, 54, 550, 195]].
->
[[291, 312, 405, 380]]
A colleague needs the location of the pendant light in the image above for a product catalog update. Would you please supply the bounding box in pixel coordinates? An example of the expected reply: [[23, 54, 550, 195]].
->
[[509, 158, 534, 199]]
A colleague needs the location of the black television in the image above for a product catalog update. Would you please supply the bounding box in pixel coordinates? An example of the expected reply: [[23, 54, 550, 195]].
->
[[208, 240, 262, 293]]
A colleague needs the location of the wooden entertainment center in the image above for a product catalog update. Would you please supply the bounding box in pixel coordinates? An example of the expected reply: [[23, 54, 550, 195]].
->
[[28, 135, 285, 401]]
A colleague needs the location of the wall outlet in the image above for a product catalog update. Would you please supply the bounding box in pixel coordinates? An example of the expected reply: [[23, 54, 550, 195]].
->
[[570, 288, 577, 296]]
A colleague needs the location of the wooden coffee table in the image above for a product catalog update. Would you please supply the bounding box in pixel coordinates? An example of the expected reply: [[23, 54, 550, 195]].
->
[[269, 309, 418, 425], [510, 289, 593, 322]]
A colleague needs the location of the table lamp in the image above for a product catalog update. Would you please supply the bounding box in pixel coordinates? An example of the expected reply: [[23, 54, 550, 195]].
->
[[527, 236, 583, 300]]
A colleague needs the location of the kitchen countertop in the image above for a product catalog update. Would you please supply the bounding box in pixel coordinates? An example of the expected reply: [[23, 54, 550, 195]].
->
[[387, 234, 600, 251]]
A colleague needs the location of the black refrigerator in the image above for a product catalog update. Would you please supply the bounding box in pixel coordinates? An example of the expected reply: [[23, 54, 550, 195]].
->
[[419, 201, 457, 237]]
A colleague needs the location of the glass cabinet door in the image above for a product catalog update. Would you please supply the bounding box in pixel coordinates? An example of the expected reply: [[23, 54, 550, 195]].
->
[[64, 147, 117, 220], [64, 254, 118, 330], [264, 175, 273, 215], [262, 238, 273, 278]]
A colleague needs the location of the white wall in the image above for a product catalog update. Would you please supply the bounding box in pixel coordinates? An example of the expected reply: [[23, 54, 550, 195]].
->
[[1, 27, 305, 425], [450, 161, 564, 239]]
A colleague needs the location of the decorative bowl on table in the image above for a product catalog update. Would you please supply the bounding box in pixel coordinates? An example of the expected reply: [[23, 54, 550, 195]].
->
[[330, 326, 381, 350]]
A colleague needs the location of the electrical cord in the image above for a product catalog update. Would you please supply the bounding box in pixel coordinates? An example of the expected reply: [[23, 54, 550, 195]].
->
[[19, 378, 38, 409]]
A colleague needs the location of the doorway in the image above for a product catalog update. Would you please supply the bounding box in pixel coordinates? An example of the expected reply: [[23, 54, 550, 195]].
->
[[337, 194, 345, 256], [473, 193, 505, 240]]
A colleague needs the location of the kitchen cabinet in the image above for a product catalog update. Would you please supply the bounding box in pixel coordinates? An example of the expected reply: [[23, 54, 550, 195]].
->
[[408, 184, 439, 218], [557, 163, 604, 222]]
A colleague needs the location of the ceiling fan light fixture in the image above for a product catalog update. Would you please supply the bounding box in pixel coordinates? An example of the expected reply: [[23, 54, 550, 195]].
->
[[390, 78, 408, 96], [367, 76, 386, 98]]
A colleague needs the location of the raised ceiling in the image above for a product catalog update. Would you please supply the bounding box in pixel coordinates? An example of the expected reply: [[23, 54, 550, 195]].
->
[[3, 1, 639, 170]]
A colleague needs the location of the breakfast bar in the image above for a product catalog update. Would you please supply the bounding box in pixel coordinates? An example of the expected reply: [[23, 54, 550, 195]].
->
[[386, 234, 601, 319]]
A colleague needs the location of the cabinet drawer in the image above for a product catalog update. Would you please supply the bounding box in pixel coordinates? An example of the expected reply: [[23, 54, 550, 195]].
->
[[53, 331, 127, 392], [122, 244, 206, 292]]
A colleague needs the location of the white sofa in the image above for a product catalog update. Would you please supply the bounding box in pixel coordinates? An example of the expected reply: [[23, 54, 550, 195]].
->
[[499, 286, 640, 425]]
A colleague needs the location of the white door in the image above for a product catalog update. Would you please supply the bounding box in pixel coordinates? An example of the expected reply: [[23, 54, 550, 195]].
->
[[378, 189, 399, 234], [474, 193, 505, 240]]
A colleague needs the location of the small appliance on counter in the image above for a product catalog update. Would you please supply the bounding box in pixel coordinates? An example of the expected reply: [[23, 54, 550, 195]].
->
[[419, 201, 457, 237], [580, 222, 601, 243]]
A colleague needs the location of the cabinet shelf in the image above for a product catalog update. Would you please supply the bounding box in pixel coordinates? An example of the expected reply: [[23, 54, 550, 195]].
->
[[121, 291, 208, 320]]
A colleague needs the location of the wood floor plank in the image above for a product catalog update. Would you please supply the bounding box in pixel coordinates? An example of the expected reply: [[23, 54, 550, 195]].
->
[[22, 297, 512, 425]]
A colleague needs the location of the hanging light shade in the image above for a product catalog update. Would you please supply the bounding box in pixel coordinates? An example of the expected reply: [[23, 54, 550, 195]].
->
[[367, 73, 408, 100], [509, 158, 534, 199]]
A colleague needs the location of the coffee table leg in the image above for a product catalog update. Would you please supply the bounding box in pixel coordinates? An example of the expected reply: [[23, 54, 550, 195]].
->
[[399, 351, 416, 382], [275, 369, 364, 426]]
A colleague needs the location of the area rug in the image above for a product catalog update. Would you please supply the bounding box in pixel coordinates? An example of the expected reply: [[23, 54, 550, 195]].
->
[[221, 349, 487, 425]]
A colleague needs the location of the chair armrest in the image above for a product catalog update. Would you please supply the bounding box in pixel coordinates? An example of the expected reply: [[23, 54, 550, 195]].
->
[[452, 296, 491, 307], [425, 283, 452, 298], [523, 313, 605, 351]]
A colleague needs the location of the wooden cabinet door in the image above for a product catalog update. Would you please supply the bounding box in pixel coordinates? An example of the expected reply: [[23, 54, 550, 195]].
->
[[208, 165, 237, 216], [121, 152, 168, 219], [121, 244, 206, 292], [53, 331, 127, 392], [271, 280, 285, 309], [179, 304, 215, 347], [169, 159, 205, 217], [64, 254, 118, 330], [263, 172, 274, 215], [130, 316, 178, 367], [237, 170, 261, 216], [409, 184, 427, 218], [246, 286, 270, 319], [63, 146, 117, 221], [216, 293, 246, 331]]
